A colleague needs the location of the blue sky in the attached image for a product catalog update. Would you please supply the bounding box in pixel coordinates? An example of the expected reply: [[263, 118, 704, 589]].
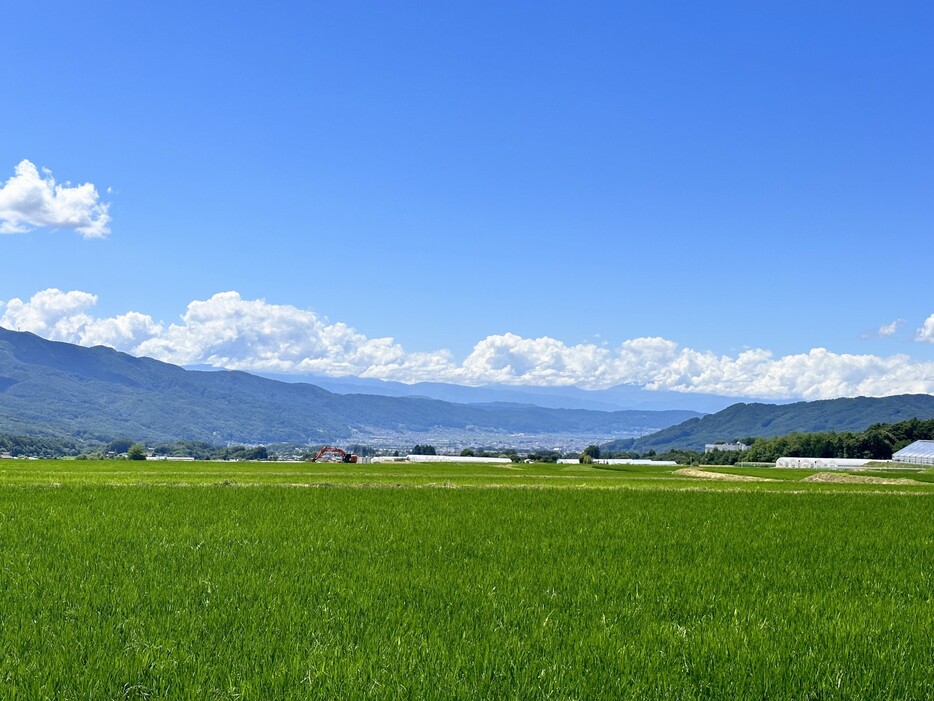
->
[[2, 2, 933, 399]]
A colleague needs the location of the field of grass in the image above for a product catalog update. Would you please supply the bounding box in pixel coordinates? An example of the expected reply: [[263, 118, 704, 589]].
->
[[3, 458, 934, 492], [0, 460, 931, 699]]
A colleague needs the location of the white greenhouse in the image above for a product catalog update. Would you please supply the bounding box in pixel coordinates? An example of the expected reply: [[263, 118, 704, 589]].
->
[[891, 440, 934, 466], [557, 458, 678, 466], [406, 454, 512, 464], [371, 455, 512, 464]]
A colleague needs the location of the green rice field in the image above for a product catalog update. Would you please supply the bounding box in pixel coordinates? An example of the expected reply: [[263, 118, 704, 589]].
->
[[0, 460, 931, 699]]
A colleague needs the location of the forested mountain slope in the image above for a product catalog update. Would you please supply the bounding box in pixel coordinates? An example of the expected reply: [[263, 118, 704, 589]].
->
[[603, 395, 934, 453]]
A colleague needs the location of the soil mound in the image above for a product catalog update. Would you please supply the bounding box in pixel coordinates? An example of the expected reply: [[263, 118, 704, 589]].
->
[[673, 468, 776, 482], [804, 472, 919, 486]]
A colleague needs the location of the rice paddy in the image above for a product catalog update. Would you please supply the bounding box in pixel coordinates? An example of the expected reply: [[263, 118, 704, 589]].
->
[[0, 460, 931, 699]]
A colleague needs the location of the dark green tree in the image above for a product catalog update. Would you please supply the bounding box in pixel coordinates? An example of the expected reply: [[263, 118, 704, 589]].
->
[[127, 444, 147, 460], [107, 438, 135, 455]]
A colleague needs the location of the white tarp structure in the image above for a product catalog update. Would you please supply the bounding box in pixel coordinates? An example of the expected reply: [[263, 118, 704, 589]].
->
[[891, 440, 934, 466], [406, 454, 512, 464], [557, 458, 678, 466], [704, 442, 748, 453], [775, 457, 875, 469], [371, 455, 512, 464]]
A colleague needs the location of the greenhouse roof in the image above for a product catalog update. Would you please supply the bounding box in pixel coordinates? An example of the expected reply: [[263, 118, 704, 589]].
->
[[892, 440, 934, 463]]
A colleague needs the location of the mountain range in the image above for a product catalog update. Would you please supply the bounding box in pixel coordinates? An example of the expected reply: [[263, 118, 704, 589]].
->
[[0, 327, 698, 446], [5, 327, 934, 454], [247, 371, 774, 414]]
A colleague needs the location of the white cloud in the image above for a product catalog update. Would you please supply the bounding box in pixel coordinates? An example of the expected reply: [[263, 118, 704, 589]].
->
[[133, 292, 419, 378], [0, 289, 161, 349], [459, 333, 614, 386], [1, 288, 100, 340], [917, 314, 934, 343], [81, 312, 164, 350], [877, 319, 904, 337], [3, 288, 934, 400], [647, 346, 934, 400], [0, 160, 111, 238]]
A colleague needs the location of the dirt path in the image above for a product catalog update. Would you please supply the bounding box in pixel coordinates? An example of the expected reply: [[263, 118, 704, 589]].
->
[[673, 468, 777, 482]]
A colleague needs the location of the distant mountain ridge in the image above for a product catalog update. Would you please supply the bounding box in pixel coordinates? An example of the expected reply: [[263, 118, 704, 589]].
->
[[0, 328, 699, 445], [603, 395, 934, 453], [249, 370, 778, 413]]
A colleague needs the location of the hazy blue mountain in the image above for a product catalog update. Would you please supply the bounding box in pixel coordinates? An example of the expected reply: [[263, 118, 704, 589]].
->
[[602, 395, 934, 453], [0, 328, 700, 445], [249, 371, 773, 413]]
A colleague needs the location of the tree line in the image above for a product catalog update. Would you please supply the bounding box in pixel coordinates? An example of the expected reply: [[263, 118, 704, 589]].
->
[[595, 417, 934, 465], [0, 434, 82, 458], [740, 417, 934, 462]]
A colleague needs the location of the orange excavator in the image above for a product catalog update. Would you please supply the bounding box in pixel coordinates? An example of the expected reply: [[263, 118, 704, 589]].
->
[[310, 446, 358, 463]]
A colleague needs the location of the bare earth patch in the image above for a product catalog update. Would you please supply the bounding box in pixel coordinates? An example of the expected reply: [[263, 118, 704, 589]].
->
[[804, 472, 920, 486], [673, 468, 777, 482]]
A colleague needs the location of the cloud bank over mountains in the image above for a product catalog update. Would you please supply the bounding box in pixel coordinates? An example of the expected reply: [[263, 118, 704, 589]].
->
[[0, 160, 111, 238], [2, 289, 933, 400]]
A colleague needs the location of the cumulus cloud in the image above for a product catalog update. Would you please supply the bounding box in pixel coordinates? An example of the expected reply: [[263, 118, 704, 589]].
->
[[917, 314, 934, 343], [646, 346, 934, 399], [133, 291, 418, 378], [0, 160, 111, 238], [1, 288, 100, 340], [459, 333, 614, 386], [2, 288, 934, 400], [0, 289, 161, 348]]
